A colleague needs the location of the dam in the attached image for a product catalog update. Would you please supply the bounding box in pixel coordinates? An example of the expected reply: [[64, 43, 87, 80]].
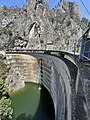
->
[[2, 44, 89, 120], [0, 28, 90, 120], [3, 49, 81, 120], [0, 0, 90, 119]]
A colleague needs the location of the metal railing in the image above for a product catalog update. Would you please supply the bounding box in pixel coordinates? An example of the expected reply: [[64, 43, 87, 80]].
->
[[79, 27, 90, 61]]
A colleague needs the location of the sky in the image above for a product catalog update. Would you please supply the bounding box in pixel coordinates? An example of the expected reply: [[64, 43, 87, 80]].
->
[[0, 0, 90, 20]]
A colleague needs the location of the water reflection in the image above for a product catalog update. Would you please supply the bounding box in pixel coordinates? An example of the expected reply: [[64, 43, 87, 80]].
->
[[10, 83, 55, 120]]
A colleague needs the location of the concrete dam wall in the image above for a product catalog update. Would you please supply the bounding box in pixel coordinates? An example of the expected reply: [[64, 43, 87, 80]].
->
[[6, 53, 73, 120]]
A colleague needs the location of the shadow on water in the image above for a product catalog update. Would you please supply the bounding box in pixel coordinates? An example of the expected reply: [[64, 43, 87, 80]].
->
[[15, 85, 55, 120], [32, 85, 55, 120], [16, 113, 32, 120]]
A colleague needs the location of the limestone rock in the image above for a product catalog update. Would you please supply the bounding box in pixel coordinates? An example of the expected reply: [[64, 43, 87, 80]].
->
[[0, 0, 89, 51]]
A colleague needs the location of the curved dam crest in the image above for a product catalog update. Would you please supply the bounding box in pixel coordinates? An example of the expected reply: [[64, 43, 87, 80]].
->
[[5, 52, 74, 120]]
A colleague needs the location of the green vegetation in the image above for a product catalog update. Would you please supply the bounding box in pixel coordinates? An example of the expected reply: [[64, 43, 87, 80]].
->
[[0, 59, 13, 120], [0, 95, 13, 120], [3, 11, 8, 16], [0, 27, 12, 36], [0, 60, 10, 79]]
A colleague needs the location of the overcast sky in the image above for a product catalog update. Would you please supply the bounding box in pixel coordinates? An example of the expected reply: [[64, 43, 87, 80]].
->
[[0, 0, 90, 20]]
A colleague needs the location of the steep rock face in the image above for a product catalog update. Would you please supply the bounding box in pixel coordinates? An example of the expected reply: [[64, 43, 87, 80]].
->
[[50, 0, 89, 51], [0, 0, 89, 51]]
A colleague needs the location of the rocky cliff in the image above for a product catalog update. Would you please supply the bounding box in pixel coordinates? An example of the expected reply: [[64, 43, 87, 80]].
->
[[0, 0, 89, 52]]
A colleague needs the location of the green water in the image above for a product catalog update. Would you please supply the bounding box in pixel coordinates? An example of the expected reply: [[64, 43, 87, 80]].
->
[[10, 83, 55, 120]]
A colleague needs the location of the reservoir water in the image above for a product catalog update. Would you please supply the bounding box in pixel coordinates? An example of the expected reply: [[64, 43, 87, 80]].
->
[[10, 82, 55, 120]]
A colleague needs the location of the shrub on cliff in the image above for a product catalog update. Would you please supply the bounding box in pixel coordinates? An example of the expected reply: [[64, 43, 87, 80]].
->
[[0, 60, 13, 120], [0, 96, 13, 120]]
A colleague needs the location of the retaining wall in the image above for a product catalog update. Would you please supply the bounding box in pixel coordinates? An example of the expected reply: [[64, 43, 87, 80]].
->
[[6, 53, 72, 120]]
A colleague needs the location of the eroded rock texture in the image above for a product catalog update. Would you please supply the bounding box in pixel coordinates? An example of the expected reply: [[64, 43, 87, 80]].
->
[[0, 0, 89, 51]]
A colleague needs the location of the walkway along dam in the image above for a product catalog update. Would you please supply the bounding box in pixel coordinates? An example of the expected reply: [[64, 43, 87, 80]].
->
[[4, 49, 90, 120]]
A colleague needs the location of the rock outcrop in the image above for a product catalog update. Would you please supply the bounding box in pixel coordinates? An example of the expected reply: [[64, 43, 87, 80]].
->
[[0, 0, 89, 51], [5, 54, 39, 93]]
